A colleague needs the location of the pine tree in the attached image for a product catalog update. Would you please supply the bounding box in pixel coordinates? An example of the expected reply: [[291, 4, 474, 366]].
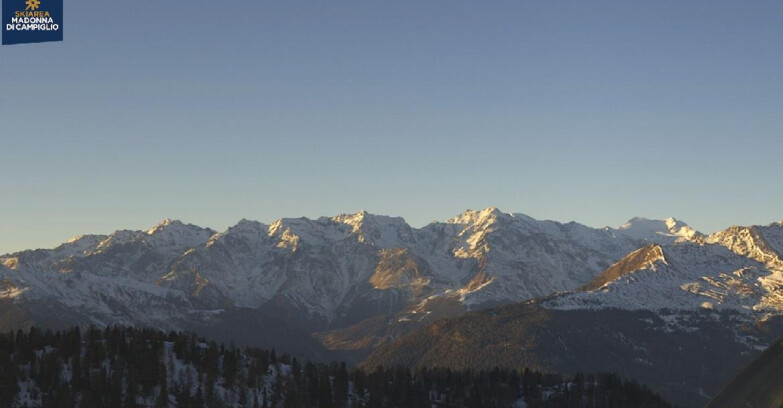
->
[[317, 369, 333, 408], [334, 362, 349, 407]]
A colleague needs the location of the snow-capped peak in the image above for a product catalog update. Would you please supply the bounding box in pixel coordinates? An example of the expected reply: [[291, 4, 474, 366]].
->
[[447, 207, 506, 227], [331, 210, 414, 247], [67, 235, 88, 244], [143, 219, 215, 250], [331, 210, 370, 228], [214, 219, 266, 240], [231, 218, 265, 231], [615, 217, 699, 242], [146, 218, 183, 235]]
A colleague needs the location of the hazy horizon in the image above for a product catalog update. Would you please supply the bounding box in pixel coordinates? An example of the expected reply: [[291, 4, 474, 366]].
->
[[2, 1, 782, 254]]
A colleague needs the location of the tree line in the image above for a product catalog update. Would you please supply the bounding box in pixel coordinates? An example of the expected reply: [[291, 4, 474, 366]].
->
[[0, 326, 674, 408]]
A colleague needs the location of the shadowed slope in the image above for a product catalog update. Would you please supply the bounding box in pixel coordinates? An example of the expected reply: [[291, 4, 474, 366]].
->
[[705, 336, 783, 408]]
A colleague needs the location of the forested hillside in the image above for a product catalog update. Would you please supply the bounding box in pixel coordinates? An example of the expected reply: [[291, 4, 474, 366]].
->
[[0, 326, 673, 408]]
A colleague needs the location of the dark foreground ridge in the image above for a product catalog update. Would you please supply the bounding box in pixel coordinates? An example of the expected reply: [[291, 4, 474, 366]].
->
[[361, 303, 783, 408], [704, 335, 783, 408], [0, 326, 673, 408]]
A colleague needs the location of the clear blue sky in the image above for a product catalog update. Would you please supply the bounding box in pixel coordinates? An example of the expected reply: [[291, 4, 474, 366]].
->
[[1, 1, 782, 253]]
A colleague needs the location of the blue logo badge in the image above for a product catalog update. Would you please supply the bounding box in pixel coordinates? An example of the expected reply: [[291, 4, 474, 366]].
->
[[2, 0, 62, 45]]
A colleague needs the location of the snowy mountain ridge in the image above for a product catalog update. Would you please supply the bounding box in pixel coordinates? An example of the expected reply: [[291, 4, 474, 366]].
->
[[546, 221, 783, 317], [5, 208, 783, 346], [0, 208, 703, 332], [613, 216, 700, 241]]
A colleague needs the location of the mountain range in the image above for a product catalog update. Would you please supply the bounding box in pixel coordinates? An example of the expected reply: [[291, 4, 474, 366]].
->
[[3, 208, 783, 407]]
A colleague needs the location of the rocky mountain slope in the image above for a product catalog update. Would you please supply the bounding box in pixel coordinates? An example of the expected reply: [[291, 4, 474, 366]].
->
[[0, 208, 675, 355], [362, 219, 783, 407], [546, 222, 783, 315]]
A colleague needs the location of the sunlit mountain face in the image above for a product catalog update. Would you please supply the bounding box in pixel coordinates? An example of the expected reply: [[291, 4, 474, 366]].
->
[[3, 208, 783, 406]]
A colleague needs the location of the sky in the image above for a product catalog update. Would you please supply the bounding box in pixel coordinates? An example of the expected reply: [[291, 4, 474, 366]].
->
[[1, 1, 782, 253]]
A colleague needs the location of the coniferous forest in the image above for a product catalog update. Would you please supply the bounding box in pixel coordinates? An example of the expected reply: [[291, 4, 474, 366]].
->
[[0, 326, 673, 408]]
